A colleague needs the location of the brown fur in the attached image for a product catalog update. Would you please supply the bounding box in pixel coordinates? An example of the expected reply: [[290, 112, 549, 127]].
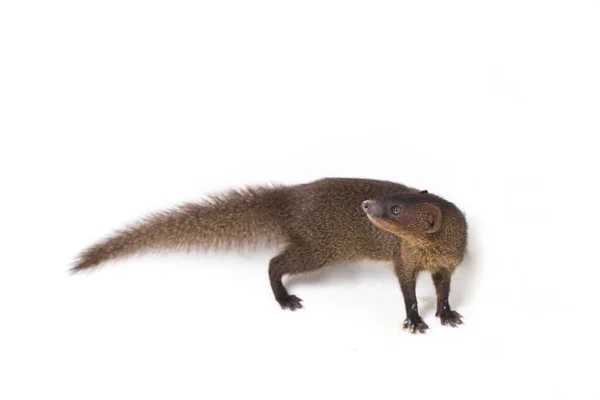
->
[[72, 177, 468, 332]]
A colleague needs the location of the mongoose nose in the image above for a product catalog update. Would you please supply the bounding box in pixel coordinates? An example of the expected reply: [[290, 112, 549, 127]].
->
[[362, 199, 382, 216]]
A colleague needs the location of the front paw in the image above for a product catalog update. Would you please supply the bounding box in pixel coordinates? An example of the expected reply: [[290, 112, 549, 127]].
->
[[403, 316, 429, 334], [436, 309, 463, 327]]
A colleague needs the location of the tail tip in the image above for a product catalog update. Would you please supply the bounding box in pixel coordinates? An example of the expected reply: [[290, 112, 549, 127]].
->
[[69, 257, 99, 275]]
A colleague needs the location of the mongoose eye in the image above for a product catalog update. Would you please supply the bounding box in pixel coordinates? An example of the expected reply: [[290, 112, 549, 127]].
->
[[391, 206, 401, 215]]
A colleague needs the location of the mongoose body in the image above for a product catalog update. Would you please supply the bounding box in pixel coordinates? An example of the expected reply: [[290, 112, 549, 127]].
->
[[73, 177, 468, 333]]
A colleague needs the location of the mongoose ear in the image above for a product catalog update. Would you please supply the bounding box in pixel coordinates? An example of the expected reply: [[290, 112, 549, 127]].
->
[[427, 205, 442, 234]]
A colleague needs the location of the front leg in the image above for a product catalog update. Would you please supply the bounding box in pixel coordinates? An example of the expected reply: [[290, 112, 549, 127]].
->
[[431, 268, 463, 327], [394, 262, 428, 334]]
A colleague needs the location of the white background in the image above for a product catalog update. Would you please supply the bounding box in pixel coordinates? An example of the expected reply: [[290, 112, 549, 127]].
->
[[1, 1, 599, 399]]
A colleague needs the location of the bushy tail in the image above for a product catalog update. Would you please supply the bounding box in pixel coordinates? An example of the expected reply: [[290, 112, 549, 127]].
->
[[71, 185, 289, 272]]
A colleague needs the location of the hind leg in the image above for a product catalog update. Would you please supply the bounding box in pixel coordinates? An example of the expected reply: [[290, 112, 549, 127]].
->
[[268, 243, 327, 310]]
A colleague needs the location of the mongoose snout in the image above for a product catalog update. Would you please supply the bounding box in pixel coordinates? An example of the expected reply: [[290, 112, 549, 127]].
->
[[361, 199, 383, 215], [361, 198, 400, 220]]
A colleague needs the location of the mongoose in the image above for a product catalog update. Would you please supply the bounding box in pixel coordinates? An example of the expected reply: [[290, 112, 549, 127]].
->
[[72, 177, 468, 333]]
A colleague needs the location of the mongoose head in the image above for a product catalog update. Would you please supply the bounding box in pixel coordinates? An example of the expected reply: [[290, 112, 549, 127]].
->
[[361, 191, 443, 243]]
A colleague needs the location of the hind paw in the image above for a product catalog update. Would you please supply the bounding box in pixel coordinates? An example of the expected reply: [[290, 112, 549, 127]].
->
[[277, 295, 303, 311]]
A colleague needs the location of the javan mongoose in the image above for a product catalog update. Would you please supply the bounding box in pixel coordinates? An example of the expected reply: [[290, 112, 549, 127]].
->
[[72, 177, 468, 333]]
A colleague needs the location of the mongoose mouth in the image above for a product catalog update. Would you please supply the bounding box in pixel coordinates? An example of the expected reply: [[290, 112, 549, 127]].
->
[[366, 214, 399, 233]]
